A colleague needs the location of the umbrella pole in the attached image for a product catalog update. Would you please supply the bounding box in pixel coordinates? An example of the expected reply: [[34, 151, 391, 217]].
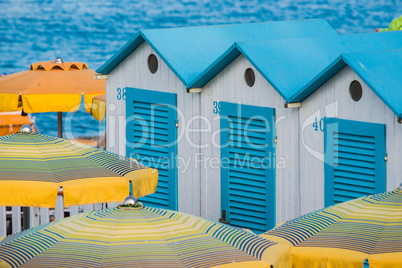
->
[[22, 207, 30, 230], [57, 112, 63, 138]]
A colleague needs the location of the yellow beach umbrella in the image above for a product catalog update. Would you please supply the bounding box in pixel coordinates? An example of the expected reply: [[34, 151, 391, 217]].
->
[[0, 58, 105, 137], [0, 130, 157, 208], [0, 198, 289, 268], [89, 93, 106, 121], [260, 186, 402, 268]]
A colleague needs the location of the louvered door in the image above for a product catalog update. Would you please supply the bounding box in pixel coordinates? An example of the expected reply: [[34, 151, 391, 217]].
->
[[324, 118, 386, 206], [126, 88, 177, 210], [220, 102, 275, 233]]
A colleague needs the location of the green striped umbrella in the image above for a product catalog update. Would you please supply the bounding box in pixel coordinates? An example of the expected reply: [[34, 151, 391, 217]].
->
[[0, 131, 157, 207], [260, 187, 402, 268], [0, 202, 288, 268]]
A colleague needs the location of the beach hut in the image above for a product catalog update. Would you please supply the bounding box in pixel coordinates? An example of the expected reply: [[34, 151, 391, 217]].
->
[[96, 20, 402, 233], [95, 20, 338, 218]]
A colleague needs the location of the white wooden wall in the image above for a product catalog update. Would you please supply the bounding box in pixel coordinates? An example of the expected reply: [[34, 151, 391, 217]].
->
[[106, 42, 201, 216], [299, 66, 402, 215], [200, 55, 300, 224], [0, 193, 114, 238]]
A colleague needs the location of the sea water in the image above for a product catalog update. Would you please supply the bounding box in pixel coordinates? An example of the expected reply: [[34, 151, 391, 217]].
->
[[0, 0, 401, 138]]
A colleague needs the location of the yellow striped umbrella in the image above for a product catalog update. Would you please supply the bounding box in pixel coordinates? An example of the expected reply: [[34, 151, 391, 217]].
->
[[0, 201, 289, 268], [260, 187, 402, 268], [0, 131, 157, 207]]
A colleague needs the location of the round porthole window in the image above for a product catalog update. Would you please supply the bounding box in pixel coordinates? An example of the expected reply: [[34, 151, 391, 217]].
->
[[147, 54, 158, 74], [349, 80, 363, 102], [244, 68, 255, 87]]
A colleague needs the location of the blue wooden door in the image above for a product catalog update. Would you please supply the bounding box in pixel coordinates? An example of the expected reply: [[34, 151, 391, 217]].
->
[[220, 102, 275, 233], [324, 118, 386, 206], [126, 88, 177, 210]]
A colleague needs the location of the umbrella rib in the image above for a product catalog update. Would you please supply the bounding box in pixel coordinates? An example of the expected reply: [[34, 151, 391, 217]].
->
[[367, 190, 402, 255], [27, 134, 63, 184]]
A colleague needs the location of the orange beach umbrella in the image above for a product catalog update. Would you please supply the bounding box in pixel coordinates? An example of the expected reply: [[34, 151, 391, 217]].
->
[[0, 58, 105, 137], [0, 109, 35, 137]]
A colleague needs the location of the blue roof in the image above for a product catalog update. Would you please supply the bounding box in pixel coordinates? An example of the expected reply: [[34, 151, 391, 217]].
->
[[229, 31, 402, 103], [96, 20, 338, 87], [342, 50, 402, 118]]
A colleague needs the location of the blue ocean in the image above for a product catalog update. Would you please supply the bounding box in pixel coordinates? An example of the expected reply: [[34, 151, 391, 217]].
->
[[0, 0, 401, 138]]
